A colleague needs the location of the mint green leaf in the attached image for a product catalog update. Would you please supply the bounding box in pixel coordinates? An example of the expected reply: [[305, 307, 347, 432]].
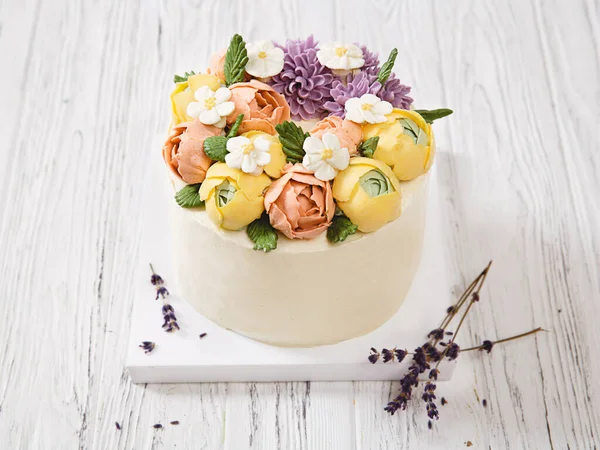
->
[[359, 170, 393, 198], [414, 108, 453, 124], [224, 34, 249, 86], [175, 184, 203, 208], [227, 114, 244, 138], [203, 136, 229, 162], [247, 213, 278, 252], [275, 121, 309, 163], [358, 136, 379, 158], [377, 48, 398, 85], [327, 214, 359, 244], [173, 71, 196, 83], [399, 118, 420, 144], [216, 180, 237, 207]]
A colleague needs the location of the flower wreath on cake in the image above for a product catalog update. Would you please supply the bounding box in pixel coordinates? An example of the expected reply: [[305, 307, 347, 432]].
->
[[162, 35, 452, 252]]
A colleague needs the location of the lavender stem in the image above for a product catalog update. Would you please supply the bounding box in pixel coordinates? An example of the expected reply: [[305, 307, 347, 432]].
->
[[461, 327, 545, 352]]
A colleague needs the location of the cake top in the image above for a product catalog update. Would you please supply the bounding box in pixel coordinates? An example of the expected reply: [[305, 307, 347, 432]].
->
[[162, 34, 451, 252]]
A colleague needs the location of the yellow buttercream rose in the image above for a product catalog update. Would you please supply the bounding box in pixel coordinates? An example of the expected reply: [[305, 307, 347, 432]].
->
[[170, 74, 221, 125], [332, 157, 402, 233], [199, 163, 271, 230], [362, 109, 435, 181], [239, 130, 286, 179]]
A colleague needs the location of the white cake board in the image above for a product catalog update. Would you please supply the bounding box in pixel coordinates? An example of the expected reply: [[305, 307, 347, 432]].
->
[[126, 155, 454, 383]]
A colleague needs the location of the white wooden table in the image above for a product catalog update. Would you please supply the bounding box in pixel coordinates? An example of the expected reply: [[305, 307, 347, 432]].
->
[[1, 0, 599, 448]]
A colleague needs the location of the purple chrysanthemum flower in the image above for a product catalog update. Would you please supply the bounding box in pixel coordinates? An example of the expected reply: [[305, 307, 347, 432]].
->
[[324, 72, 374, 117], [269, 36, 334, 121], [324, 72, 413, 118], [357, 43, 380, 76], [380, 73, 413, 110]]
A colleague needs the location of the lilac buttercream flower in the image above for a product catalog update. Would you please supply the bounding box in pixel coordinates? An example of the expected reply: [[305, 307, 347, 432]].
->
[[357, 43, 380, 76], [269, 36, 334, 121], [324, 71, 413, 118]]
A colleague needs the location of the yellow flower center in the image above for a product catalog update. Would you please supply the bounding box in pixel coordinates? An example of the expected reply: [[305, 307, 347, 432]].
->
[[204, 97, 216, 110], [335, 47, 348, 57], [361, 103, 373, 111], [258, 51, 268, 59], [242, 143, 254, 155], [321, 148, 333, 160]]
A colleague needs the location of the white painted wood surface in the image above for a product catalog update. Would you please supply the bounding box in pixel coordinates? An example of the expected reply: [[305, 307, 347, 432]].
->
[[0, 0, 598, 448]]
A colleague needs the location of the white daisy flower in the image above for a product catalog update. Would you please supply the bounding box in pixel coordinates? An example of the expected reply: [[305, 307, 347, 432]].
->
[[187, 86, 235, 128], [345, 94, 393, 124], [317, 42, 364, 70], [225, 135, 272, 176], [245, 40, 285, 78], [302, 133, 350, 181]]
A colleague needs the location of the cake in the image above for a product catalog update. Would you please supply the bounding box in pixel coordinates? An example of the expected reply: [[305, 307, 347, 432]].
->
[[162, 35, 451, 347]]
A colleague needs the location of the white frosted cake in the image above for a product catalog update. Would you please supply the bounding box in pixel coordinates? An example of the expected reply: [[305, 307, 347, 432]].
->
[[161, 35, 451, 347]]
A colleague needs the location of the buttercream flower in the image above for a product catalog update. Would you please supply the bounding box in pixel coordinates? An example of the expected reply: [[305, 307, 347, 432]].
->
[[187, 86, 235, 128], [225, 135, 271, 176], [227, 80, 291, 135], [163, 119, 222, 184], [170, 74, 221, 125], [207, 49, 227, 84], [245, 41, 284, 78], [264, 164, 335, 239], [268, 36, 334, 120], [345, 93, 393, 124], [162, 120, 222, 184], [362, 109, 435, 181], [302, 133, 350, 181], [199, 163, 272, 230], [309, 116, 362, 156], [317, 42, 364, 70], [324, 71, 413, 118], [332, 157, 402, 232], [238, 131, 286, 178]]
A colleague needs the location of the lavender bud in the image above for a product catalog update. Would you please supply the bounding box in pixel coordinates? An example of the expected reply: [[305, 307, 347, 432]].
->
[[481, 340, 494, 353], [394, 349, 407, 363], [382, 348, 394, 363], [446, 343, 460, 361]]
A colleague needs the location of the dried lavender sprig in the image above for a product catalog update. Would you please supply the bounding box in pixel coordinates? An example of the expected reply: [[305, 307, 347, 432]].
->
[[149, 264, 179, 332], [370, 327, 544, 361], [431, 263, 492, 370]]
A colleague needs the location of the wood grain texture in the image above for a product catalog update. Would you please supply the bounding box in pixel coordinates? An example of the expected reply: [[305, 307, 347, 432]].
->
[[0, 0, 598, 448]]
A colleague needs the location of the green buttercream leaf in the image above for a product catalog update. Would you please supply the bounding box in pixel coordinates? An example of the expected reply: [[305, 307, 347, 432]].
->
[[414, 108, 453, 124], [173, 71, 196, 83], [327, 214, 359, 244], [377, 48, 398, 85], [359, 170, 393, 198], [175, 184, 203, 208], [358, 136, 379, 158], [204, 136, 229, 162], [224, 34, 249, 86], [275, 121, 309, 163], [399, 118, 423, 145], [227, 114, 244, 138], [216, 180, 237, 208], [247, 213, 278, 252]]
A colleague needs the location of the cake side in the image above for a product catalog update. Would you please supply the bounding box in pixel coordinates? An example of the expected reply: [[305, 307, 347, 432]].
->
[[170, 173, 429, 347]]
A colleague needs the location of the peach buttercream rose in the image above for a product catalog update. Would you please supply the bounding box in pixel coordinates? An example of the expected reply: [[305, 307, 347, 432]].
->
[[162, 119, 222, 184], [227, 80, 291, 135], [309, 116, 362, 156], [207, 49, 227, 84], [264, 164, 335, 240]]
